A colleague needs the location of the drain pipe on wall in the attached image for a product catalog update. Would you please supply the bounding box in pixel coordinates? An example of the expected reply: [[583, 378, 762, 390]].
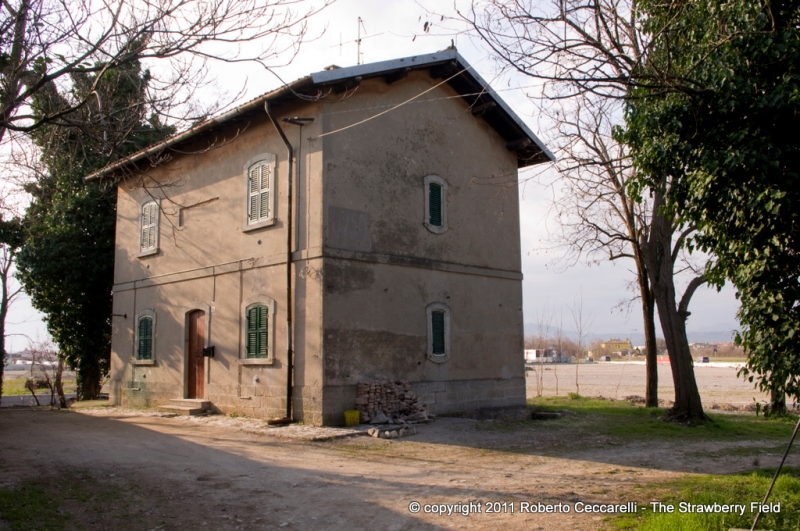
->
[[266, 102, 295, 423]]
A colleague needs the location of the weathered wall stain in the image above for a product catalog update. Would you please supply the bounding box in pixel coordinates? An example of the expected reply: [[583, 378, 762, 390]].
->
[[323, 328, 426, 384], [324, 261, 375, 294]]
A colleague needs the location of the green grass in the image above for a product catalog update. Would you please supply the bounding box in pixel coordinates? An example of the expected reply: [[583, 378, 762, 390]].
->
[[1, 376, 77, 396], [528, 396, 798, 443], [609, 468, 800, 531], [0, 470, 127, 531], [0, 483, 67, 531]]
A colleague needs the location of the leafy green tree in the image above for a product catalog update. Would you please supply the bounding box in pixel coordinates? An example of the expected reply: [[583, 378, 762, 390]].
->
[[624, 0, 800, 411], [17, 61, 172, 399]]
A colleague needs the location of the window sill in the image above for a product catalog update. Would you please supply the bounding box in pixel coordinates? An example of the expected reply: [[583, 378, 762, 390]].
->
[[238, 358, 275, 366], [426, 353, 450, 364], [133, 359, 156, 366], [424, 222, 448, 234], [242, 218, 276, 233], [138, 248, 159, 258]]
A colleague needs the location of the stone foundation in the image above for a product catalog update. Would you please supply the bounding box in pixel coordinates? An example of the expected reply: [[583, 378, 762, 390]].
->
[[322, 377, 526, 426], [114, 379, 323, 424], [113, 376, 522, 427]]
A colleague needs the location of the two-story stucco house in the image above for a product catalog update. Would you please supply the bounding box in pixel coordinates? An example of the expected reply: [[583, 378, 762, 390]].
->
[[87, 49, 554, 426]]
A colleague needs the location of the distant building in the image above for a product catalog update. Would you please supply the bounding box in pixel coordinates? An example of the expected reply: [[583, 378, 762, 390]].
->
[[524, 349, 558, 362], [601, 338, 633, 356]]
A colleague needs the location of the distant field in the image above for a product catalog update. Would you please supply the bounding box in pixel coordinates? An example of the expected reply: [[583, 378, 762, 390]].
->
[[527, 361, 771, 406], [2, 371, 77, 396]]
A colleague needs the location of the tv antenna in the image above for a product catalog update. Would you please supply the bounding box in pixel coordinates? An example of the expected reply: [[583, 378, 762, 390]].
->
[[332, 17, 383, 65]]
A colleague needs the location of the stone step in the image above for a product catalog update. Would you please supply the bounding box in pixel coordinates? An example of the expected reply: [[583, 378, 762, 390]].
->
[[157, 405, 206, 416], [167, 399, 211, 410], [157, 398, 212, 416]]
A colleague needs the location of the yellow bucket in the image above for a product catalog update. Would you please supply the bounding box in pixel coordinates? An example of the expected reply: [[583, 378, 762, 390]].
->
[[344, 410, 360, 427]]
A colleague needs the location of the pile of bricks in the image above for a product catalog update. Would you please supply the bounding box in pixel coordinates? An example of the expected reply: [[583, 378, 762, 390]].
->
[[354, 379, 434, 424]]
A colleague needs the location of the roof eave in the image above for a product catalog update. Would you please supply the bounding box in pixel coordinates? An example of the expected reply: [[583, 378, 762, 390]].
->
[[84, 76, 314, 183], [310, 50, 555, 168]]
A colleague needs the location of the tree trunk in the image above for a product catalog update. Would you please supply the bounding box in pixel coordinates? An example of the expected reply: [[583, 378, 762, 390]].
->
[[641, 192, 706, 422], [76, 351, 104, 400], [0, 319, 5, 405], [643, 290, 658, 407], [54, 360, 67, 409], [0, 272, 7, 406], [635, 257, 659, 407], [769, 384, 787, 416]]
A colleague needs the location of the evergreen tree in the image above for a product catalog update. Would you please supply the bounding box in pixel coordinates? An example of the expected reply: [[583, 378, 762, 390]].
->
[[17, 60, 173, 399]]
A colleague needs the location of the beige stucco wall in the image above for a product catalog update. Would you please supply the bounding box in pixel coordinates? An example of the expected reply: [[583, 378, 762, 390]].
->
[[319, 72, 526, 424], [108, 101, 326, 424], [108, 70, 528, 426]]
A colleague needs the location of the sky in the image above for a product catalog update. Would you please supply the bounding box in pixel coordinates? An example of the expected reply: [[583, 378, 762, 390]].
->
[[4, 0, 741, 351]]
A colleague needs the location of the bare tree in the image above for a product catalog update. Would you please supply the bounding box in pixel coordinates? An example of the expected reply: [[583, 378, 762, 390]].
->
[[0, 0, 334, 148], [460, 0, 708, 421], [531, 305, 555, 396], [553, 309, 565, 396], [569, 290, 594, 396], [0, 214, 24, 404], [26, 340, 66, 407]]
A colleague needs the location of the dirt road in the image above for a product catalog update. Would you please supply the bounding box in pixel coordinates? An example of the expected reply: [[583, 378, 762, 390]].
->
[[0, 364, 789, 531], [2, 402, 797, 531]]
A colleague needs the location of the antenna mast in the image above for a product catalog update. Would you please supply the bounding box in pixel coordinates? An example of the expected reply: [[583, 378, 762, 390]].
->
[[357, 17, 366, 65]]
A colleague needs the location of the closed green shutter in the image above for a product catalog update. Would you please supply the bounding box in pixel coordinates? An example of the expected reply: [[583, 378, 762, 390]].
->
[[137, 317, 153, 360], [429, 183, 442, 226], [246, 305, 269, 358], [431, 310, 445, 355]]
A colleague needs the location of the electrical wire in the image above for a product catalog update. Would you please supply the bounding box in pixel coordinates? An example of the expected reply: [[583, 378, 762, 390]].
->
[[316, 65, 474, 139], [321, 83, 540, 117]]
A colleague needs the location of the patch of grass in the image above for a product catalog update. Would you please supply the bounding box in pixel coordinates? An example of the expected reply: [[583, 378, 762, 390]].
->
[[528, 396, 798, 443], [1, 376, 77, 396], [687, 444, 789, 459], [0, 471, 127, 531], [0, 483, 68, 531], [609, 468, 800, 531]]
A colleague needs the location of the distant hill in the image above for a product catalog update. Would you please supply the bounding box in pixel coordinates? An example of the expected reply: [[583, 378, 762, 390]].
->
[[523, 323, 739, 344]]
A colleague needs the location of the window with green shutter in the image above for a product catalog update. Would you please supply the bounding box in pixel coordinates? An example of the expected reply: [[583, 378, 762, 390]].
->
[[424, 175, 447, 234], [137, 316, 153, 360], [248, 162, 271, 224], [246, 304, 269, 358], [426, 302, 450, 362], [429, 183, 442, 227], [431, 310, 445, 355]]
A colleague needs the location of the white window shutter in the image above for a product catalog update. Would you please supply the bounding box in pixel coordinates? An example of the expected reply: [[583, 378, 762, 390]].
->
[[248, 162, 272, 224], [140, 202, 158, 252]]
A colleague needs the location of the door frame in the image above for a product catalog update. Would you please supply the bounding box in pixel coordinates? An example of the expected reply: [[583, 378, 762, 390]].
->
[[183, 302, 211, 399]]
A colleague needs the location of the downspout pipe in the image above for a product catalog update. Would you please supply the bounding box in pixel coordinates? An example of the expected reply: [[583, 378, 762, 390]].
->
[[266, 102, 294, 422]]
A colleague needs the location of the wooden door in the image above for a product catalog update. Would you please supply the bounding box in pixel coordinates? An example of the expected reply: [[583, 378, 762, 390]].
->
[[188, 310, 205, 399]]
